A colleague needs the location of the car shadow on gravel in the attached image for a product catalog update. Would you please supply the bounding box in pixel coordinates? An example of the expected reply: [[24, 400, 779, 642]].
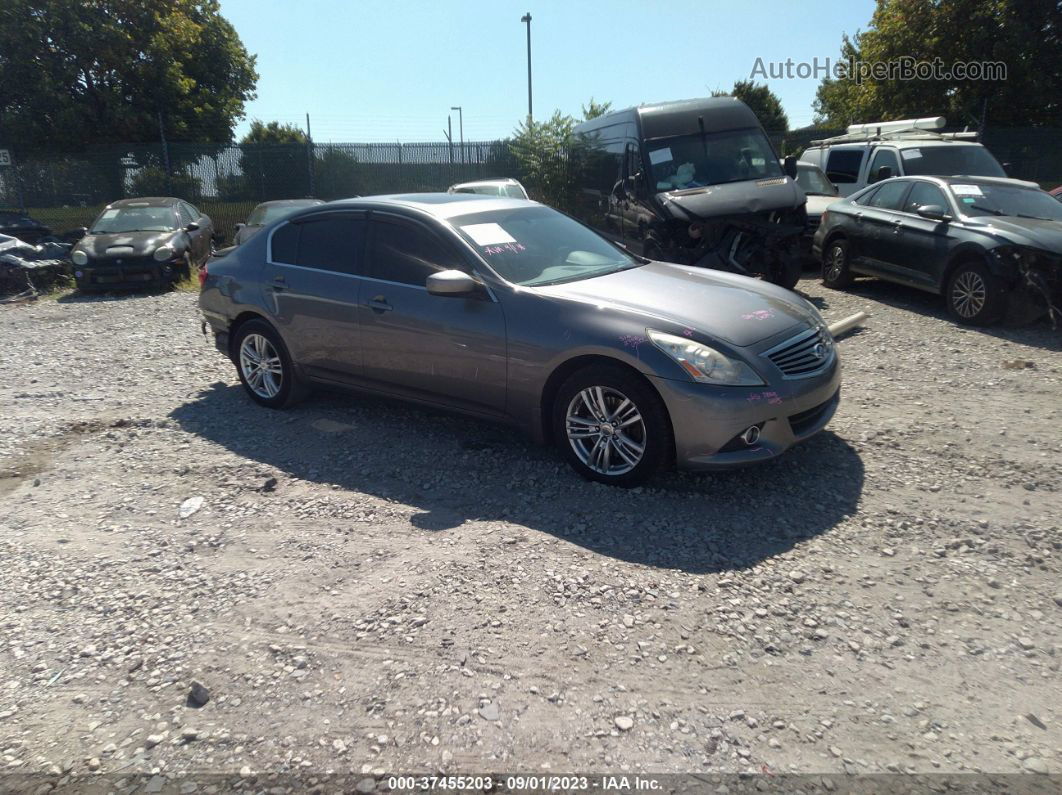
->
[[56, 288, 175, 303], [170, 382, 865, 574], [842, 277, 1062, 350]]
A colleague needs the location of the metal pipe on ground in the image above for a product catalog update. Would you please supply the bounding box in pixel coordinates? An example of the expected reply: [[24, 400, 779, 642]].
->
[[828, 311, 869, 339]]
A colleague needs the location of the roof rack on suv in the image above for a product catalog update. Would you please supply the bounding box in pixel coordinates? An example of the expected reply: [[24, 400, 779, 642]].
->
[[809, 116, 979, 146]]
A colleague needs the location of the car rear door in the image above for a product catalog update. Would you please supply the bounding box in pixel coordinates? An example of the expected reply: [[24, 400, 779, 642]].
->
[[857, 180, 913, 275], [262, 211, 365, 380], [357, 212, 507, 416]]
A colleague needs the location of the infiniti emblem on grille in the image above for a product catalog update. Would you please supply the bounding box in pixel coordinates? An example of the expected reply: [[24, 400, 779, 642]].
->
[[812, 343, 826, 360]]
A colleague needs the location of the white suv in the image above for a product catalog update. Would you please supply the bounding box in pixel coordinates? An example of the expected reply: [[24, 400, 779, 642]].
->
[[799, 117, 1006, 197]]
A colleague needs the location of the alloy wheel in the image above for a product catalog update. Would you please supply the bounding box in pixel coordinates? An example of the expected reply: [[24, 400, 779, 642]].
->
[[826, 246, 845, 281], [952, 270, 987, 319], [239, 333, 283, 399], [565, 386, 646, 476]]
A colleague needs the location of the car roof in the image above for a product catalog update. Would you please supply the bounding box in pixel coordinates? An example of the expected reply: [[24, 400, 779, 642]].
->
[[325, 193, 537, 220], [255, 199, 325, 207], [107, 197, 179, 208], [450, 179, 521, 188], [809, 139, 985, 151]]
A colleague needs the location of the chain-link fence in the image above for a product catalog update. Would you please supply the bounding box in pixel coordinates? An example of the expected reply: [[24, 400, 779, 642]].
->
[[2, 128, 1059, 244]]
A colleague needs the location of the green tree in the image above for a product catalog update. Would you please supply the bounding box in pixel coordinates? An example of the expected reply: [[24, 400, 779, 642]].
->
[[0, 0, 258, 153], [509, 110, 578, 210], [232, 120, 311, 200], [813, 0, 1062, 128], [712, 80, 789, 132], [315, 146, 359, 200], [581, 98, 613, 120], [240, 120, 307, 145]]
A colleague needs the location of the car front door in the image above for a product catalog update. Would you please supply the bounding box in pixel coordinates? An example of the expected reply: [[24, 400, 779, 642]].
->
[[891, 181, 954, 290], [857, 180, 913, 275], [357, 213, 507, 417], [262, 211, 365, 380]]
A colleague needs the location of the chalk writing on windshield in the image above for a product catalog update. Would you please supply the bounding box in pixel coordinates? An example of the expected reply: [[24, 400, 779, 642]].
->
[[482, 243, 527, 256]]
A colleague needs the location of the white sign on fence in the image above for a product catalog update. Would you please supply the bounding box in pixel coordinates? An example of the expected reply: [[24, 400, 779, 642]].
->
[[0, 150, 10, 166]]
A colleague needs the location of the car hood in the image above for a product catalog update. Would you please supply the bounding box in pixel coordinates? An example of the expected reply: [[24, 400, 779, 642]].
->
[[655, 177, 805, 221], [534, 262, 818, 347], [77, 230, 179, 258], [962, 216, 1062, 254], [804, 194, 839, 218]]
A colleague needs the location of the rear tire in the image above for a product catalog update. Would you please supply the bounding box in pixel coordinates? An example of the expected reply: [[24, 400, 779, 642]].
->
[[232, 319, 308, 408], [822, 239, 854, 288], [946, 260, 1005, 326], [551, 364, 672, 487]]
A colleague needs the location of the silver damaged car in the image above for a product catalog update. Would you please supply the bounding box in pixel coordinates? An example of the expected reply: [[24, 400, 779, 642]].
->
[[198, 194, 841, 486]]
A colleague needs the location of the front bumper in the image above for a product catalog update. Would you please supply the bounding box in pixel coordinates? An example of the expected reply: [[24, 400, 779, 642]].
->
[[650, 354, 841, 471], [74, 261, 176, 289]]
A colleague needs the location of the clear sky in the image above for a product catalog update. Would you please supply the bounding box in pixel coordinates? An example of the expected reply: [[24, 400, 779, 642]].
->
[[220, 0, 877, 143]]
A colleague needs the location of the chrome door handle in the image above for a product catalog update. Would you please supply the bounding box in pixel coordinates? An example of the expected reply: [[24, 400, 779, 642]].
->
[[368, 296, 392, 313]]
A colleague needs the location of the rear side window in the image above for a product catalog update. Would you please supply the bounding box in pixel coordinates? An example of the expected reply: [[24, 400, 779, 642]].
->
[[903, 182, 948, 214], [825, 149, 864, 184], [296, 216, 363, 274], [866, 180, 911, 210], [270, 223, 300, 264], [367, 219, 463, 286]]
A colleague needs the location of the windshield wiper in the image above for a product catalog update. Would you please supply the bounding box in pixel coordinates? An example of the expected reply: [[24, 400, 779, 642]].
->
[[968, 204, 1004, 216], [1015, 213, 1053, 221]]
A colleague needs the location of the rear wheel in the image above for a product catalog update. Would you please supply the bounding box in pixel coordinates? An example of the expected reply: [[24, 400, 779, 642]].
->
[[552, 364, 672, 487], [232, 320, 307, 408], [946, 260, 1005, 325], [822, 239, 854, 288]]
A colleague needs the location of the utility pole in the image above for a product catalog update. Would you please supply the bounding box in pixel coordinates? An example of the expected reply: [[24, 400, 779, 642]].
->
[[521, 13, 533, 125], [443, 115, 454, 178], [305, 113, 315, 197], [451, 106, 464, 164], [157, 110, 172, 193]]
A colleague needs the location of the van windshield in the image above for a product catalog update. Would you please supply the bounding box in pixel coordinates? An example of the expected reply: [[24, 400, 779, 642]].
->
[[900, 145, 1005, 178], [647, 128, 783, 190]]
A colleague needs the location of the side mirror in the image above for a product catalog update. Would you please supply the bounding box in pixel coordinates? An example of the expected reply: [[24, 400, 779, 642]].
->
[[426, 269, 479, 296], [783, 156, 798, 179], [874, 166, 893, 182], [915, 204, 948, 221], [75, 226, 88, 236], [1002, 161, 1012, 176], [185, 222, 200, 232], [233, 223, 245, 232]]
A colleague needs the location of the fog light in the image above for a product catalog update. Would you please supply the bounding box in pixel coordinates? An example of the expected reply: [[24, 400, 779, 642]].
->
[[740, 425, 761, 446]]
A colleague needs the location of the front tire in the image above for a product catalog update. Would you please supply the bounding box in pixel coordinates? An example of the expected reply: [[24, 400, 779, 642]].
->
[[552, 364, 672, 487], [767, 256, 802, 290], [232, 320, 307, 408], [946, 260, 1005, 326], [822, 239, 854, 288]]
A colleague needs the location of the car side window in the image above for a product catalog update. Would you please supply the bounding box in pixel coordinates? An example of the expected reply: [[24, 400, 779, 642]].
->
[[903, 182, 948, 214], [176, 204, 193, 227], [367, 219, 463, 286], [867, 148, 901, 184], [824, 149, 863, 184], [270, 222, 300, 265], [294, 215, 364, 275], [866, 180, 911, 211], [182, 201, 200, 220]]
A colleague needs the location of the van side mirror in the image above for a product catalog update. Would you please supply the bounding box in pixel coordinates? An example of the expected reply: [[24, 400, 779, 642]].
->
[[783, 156, 798, 179], [1002, 161, 1012, 176], [185, 222, 200, 232], [874, 166, 893, 182], [426, 269, 479, 296], [915, 204, 948, 221], [234, 223, 245, 232]]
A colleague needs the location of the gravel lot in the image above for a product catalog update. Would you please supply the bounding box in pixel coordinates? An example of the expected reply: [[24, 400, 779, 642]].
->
[[1, 275, 1060, 784]]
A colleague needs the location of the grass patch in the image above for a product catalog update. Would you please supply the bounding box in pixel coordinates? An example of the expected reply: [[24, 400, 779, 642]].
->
[[172, 272, 200, 293]]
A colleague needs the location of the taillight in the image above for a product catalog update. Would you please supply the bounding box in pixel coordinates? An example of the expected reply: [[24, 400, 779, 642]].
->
[[197, 261, 208, 288]]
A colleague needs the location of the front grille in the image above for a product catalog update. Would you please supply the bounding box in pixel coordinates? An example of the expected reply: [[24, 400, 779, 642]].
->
[[763, 325, 834, 378]]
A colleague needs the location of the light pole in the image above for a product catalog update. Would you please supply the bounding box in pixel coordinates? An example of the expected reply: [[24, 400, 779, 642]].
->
[[451, 106, 464, 164], [520, 13, 532, 125]]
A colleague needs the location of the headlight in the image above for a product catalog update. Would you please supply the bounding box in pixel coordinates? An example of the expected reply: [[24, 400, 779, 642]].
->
[[153, 245, 176, 262], [71, 250, 88, 266], [647, 329, 764, 386]]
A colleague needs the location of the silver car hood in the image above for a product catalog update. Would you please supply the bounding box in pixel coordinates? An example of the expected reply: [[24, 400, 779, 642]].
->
[[534, 262, 817, 347]]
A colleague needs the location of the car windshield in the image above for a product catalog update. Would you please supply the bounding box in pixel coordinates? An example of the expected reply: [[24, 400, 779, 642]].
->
[[796, 165, 837, 196], [89, 206, 176, 233], [646, 128, 783, 190], [951, 183, 1062, 221], [452, 205, 639, 287], [246, 203, 316, 225], [899, 145, 1005, 178]]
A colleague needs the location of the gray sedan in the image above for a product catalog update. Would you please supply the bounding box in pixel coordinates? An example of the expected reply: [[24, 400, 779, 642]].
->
[[199, 194, 840, 486]]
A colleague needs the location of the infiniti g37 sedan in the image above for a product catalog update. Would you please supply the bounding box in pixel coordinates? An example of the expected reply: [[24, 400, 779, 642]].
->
[[199, 194, 840, 486]]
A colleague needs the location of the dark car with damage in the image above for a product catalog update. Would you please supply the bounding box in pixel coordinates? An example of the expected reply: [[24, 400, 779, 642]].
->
[[571, 97, 806, 289], [814, 175, 1062, 325], [0, 209, 53, 245], [71, 197, 214, 289]]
